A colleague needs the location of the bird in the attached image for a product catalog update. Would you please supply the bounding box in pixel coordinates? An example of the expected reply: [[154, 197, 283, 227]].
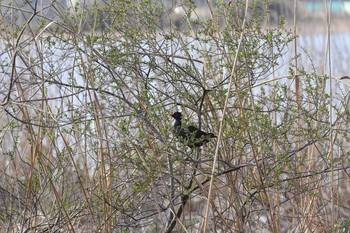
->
[[170, 111, 216, 148]]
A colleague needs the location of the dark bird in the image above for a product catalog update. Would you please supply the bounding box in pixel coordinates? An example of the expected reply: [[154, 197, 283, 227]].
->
[[170, 112, 216, 148]]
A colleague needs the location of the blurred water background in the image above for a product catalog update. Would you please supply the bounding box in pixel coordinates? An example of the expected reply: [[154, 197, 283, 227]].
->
[[1, 0, 349, 75]]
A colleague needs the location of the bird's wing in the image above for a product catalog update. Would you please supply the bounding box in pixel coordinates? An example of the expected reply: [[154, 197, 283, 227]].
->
[[187, 125, 202, 139], [187, 125, 199, 133], [175, 125, 214, 148]]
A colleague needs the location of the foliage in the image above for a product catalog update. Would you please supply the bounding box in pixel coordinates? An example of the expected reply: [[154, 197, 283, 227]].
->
[[0, 0, 349, 232]]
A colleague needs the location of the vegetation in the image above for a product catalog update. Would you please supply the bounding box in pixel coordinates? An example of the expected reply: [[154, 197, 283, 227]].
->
[[0, 0, 349, 232]]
